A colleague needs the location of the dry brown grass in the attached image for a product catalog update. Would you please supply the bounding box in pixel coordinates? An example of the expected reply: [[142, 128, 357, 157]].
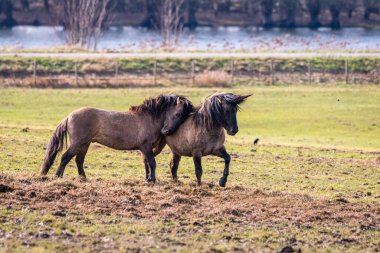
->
[[0, 71, 377, 88], [194, 70, 232, 87], [0, 76, 165, 88], [1, 173, 379, 228]]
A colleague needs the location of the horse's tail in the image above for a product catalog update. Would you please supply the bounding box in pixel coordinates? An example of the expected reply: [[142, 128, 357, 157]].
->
[[40, 118, 68, 175]]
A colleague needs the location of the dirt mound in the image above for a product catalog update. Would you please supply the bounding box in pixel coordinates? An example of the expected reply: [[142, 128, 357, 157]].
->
[[1, 173, 379, 227]]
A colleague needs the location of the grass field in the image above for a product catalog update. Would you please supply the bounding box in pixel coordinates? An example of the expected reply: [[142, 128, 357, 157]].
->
[[0, 85, 380, 252]]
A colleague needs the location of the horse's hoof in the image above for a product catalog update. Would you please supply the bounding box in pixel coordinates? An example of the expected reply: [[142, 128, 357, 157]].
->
[[219, 178, 227, 187], [172, 175, 178, 181], [147, 178, 156, 184]]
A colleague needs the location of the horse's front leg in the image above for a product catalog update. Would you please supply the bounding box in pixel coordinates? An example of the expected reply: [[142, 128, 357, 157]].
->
[[192, 152, 203, 186], [214, 147, 231, 187], [170, 153, 181, 181], [142, 139, 166, 181], [142, 148, 157, 183], [143, 158, 150, 180]]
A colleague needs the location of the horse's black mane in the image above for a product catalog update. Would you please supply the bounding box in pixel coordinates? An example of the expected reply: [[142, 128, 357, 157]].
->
[[192, 93, 249, 130], [129, 94, 193, 117]]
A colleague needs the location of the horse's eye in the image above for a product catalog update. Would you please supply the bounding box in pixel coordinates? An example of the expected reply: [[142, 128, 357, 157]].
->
[[176, 112, 182, 117]]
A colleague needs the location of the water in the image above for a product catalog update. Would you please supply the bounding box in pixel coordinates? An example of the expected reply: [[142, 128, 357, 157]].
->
[[0, 26, 379, 51]]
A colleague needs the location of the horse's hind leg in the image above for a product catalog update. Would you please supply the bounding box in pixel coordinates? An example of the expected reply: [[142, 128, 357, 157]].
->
[[214, 147, 231, 187], [75, 144, 90, 179], [170, 153, 181, 181], [55, 146, 80, 177]]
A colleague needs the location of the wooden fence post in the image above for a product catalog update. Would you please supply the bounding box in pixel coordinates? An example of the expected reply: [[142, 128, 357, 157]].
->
[[153, 60, 157, 85], [33, 60, 37, 86], [258, 61, 261, 84], [191, 60, 195, 86], [249, 62, 253, 84], [231, 60, 235, 86], [308, 59, 312, 85], [115, 60, 119, 79], [75, 63, 78, 86], [270, 59, 274, 85], [345, 59, 349, 84]]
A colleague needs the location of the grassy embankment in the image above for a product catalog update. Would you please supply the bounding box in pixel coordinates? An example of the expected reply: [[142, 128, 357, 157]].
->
[[0, 86, 379, 252], [0, 56, 379, 87]]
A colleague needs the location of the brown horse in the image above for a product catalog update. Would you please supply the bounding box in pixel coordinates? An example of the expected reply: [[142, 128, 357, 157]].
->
[[163, 93, 251, 187], [40, 95, 193, 182]]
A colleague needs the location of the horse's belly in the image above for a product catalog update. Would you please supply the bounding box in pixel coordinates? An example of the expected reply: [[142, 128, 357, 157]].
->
[[167, 143, 193, 157], [93, 135, 137, 150], [167, 139, 222, 157]]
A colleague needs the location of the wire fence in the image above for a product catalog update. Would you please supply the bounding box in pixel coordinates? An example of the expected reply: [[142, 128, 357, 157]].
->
[[0, 57, 379, 88]]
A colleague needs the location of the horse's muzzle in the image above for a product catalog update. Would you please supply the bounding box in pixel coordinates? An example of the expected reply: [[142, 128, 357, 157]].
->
[[161, 128, 173, 136], [227, 128, 238, 136]]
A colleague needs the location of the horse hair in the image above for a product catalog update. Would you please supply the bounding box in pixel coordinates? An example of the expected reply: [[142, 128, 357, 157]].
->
[[129, 94, 193, 117], [192, 93, 250, 130]]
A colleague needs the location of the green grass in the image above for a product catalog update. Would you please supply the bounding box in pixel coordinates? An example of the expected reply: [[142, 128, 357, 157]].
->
[[0, 85, 379, 252], [1, 85, 379, 150], [1, 56, 379, 74]]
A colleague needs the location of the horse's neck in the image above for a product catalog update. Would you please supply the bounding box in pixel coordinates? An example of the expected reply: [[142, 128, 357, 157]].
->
[[140, 113, 165, 128], [192, 111, 223, 132], [208, 123, 224, 133]]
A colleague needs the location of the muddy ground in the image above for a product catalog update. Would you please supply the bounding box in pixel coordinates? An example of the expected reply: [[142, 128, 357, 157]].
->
[[1, 173, 380, 252], [1, 173, 379, 225]]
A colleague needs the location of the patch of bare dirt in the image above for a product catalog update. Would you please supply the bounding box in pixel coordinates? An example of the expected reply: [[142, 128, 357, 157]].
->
[[0, 173, 379, 228]]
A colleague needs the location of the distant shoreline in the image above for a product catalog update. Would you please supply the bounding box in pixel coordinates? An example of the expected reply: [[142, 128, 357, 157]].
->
[[1, 52, 380, 58]]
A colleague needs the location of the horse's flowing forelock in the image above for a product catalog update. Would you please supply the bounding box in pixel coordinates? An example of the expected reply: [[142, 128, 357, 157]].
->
[[193, 93, 250, 130], [129, 94, 192, 117]]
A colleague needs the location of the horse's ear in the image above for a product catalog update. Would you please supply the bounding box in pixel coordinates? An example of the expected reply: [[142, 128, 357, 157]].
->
[[217, 97, 222, 104], [235, 94, 252, 104], [176, 97, 182, 105]]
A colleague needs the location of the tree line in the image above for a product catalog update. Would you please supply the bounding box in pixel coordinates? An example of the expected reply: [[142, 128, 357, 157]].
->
[[1, 0, 379, 29], [1, 0, 379, 50]]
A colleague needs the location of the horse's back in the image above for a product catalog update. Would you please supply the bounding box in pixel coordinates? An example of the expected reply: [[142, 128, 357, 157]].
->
[[67, 108, 120, 142], [68, 107, 128, 121]]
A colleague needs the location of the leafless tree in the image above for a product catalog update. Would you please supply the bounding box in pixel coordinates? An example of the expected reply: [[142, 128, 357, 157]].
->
[[259, 0, 275, 28], [0, 0, 17, 28], [279, 0, 300, 28], [304, 0, 322, 29], [21, 0, 29, 11], [363, 0, 380, 20], [159, 0, 185, 50], [44, 0, 50, 11], [54, 0, 113, 50]]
